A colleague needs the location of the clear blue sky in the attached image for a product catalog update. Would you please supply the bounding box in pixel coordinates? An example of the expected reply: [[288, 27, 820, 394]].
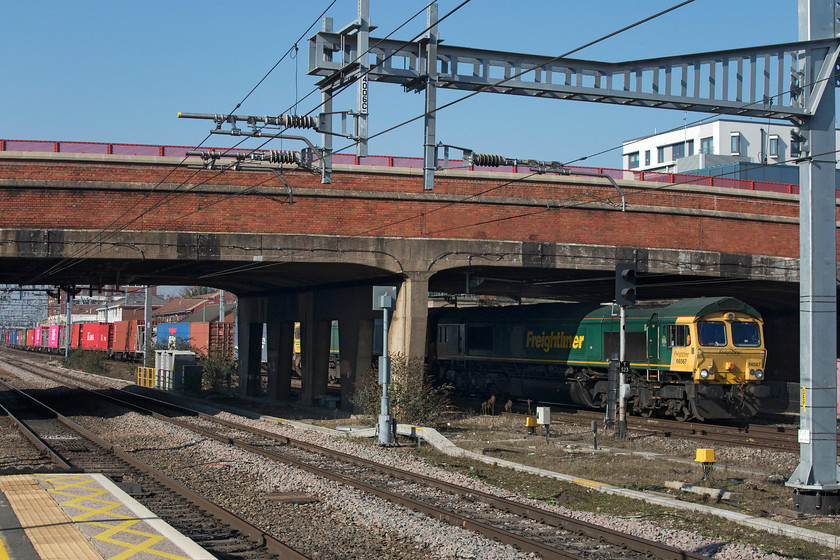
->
[[2, 1, 807, 169]]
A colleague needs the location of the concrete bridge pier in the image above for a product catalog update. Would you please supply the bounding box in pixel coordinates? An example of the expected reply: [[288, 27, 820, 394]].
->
[[337, 315, 375, 412], [297, 292, 329, 407], [235, 275, 432, 407], [236, 297, 264, 397], [265, 293, 296, 401], [391, 272, 431, 360]]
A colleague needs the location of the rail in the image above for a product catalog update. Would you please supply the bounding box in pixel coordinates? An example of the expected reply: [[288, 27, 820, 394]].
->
[[1, 138, 802, 196]]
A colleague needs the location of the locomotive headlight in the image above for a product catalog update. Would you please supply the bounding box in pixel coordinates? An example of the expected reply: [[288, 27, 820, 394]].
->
[[751, 369, 764, 380], [699, 368, 710, 379]]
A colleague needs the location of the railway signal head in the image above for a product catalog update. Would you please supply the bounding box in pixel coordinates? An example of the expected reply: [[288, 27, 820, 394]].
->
[[615, 264, 637, 306]]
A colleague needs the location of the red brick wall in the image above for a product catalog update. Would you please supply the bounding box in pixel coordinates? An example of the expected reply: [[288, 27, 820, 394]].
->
[[0, 159, 816, 260]]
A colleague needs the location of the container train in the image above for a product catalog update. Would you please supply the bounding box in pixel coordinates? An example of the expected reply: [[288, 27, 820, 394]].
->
[[431, 297, 770, 421], [2, 320, 234, 360]]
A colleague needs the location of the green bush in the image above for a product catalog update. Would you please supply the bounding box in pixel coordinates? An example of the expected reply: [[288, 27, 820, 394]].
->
[[352, 353, 452, 428], [201, 354, 238, 392], [63, 350, 105, 375]]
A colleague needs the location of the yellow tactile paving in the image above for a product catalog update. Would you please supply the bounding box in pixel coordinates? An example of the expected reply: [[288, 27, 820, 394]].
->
[[36, 474, 195, 560], [0, 474, 102, 560]]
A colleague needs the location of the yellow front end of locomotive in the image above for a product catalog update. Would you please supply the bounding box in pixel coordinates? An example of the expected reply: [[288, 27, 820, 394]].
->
[[691, 311, 766, 384]]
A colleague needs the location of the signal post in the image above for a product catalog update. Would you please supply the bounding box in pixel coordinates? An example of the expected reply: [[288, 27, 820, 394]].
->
[[615, 263, 637, 439]]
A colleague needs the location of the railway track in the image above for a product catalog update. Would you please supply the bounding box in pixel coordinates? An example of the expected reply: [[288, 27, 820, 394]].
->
[[2, 355, 714, 560], [513, 408, 815, 454], [0, 373, 307, 560]]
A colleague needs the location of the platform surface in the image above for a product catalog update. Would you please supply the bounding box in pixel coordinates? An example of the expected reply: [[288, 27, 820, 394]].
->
[[0, 473, 214, 560]]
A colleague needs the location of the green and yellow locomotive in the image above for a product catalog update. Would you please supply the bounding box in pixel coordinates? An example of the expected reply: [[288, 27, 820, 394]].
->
[[432, 297, 768, 421]]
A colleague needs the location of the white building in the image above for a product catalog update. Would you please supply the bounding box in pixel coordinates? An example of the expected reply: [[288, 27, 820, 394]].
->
[[622, 118, 840, 174]]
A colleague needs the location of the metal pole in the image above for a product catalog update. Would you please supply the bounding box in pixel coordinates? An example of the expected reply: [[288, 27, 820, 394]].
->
[[321, 17, 334, 184], [356, 0, 369, 158], [618, 305, 627, 438], [144, 286, 152, 366], [422, 3, 438, 191], [64, 291, 72, 359], [378, 298, 393, 445], [786, 0, 840, 513], [219, 290, 225, 323]]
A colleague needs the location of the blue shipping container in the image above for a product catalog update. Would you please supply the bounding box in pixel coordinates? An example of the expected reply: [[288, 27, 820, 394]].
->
[[157, 323, 191, 349]]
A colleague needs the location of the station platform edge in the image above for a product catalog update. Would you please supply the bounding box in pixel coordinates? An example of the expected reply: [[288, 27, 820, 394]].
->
[[0, 473, 213, 560]]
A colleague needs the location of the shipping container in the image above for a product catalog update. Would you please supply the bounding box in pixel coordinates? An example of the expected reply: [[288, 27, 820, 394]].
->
[[26, 329, 35, 347], [157, 322, 191, 349], [81, 323, 112, 351], [189, 322, 235, 357], [70, 324, 82, 349], [37, 326, 50, 348], [48, 325, 66, 349], [112, 320, 140, 356]]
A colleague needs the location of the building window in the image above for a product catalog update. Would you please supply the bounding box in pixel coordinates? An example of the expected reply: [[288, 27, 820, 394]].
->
[[730, 132, 741, 155], [657, 146, 665, 163], [644, 150, 650, 166], [627, 152, 639, 169], [700, 137, 713, 154], [686, 139, 694, 156], [672, 142, 685, 160], [769, 135, 779, 158]]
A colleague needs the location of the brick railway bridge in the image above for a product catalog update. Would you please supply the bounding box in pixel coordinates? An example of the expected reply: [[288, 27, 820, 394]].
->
[[0, 144, 825, 409]]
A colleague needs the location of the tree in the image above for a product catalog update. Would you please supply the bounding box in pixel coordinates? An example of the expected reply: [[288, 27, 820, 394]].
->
[[178, 286, 214, 298]]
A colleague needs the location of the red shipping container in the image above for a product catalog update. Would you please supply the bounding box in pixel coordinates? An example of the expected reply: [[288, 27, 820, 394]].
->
[[112, 320, 130, 354], [190, 322, 210, 355], [71, 324, 82, 349], [112, 320, 140, 355], [211, 322, 235, 357], [81, 323, 111, 351], [26, 329, 35, 347]]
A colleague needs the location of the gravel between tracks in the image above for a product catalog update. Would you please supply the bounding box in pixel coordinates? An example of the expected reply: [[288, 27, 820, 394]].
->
[[3, 359, 804, 559]]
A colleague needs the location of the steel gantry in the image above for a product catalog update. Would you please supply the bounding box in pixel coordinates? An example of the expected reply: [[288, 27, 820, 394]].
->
[[309, 1, 840, 513]]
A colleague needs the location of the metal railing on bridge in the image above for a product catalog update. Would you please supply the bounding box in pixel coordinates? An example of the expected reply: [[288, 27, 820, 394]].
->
[[1, 138, 800, 196]]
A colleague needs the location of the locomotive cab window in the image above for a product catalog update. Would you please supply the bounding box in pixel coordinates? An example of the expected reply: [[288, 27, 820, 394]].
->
[[666, 324, 690, 347], [698, 321, 727, 346], [732, 321, 761, 347]]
